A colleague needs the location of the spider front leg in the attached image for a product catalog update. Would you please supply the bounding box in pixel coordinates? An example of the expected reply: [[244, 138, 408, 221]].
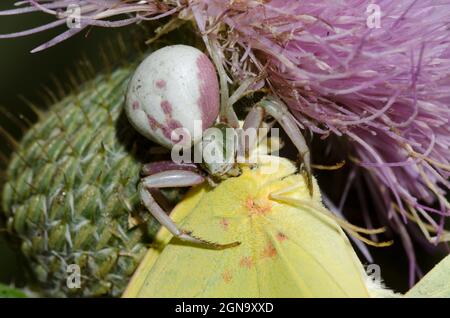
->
[[139, 162, 240, 249], [212, 41, 262, 129], [247, 96, 313, 196]]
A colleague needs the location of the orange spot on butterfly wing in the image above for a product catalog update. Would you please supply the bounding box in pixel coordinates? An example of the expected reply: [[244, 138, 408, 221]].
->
[[219, 218, 230, 231], [239, 256, 254, 269], [261, 241, 277, 259], [245, 197, 272, 216], [222, 270, 233, 283], [276, 232, 288, 242]]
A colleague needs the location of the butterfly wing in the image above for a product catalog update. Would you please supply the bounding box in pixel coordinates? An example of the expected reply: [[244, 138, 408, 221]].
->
[[406, 255, 450, 297], [124, 157, 369, 297]]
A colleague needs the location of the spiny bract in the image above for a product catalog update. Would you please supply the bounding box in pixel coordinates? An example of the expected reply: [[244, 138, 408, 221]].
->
[[1, 61, 169, 297]]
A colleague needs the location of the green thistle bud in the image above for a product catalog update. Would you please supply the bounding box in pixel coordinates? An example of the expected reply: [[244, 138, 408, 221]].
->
[[1, 58, 174, 297]]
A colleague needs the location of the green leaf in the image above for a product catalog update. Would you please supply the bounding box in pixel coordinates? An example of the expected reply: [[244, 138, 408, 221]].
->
[[0, 283, 27, 298], [406, 255, 450, 297]]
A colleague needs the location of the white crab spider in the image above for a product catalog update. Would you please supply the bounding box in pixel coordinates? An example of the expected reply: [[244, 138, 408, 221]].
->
[[125, 45, 312, 248]]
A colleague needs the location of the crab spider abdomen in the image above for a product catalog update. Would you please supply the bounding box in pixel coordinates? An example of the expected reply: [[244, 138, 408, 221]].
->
[[126, 45, 220, 148]]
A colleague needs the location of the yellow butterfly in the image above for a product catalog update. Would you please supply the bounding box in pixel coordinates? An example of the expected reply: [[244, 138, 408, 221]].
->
[[406, 254, 450, 298], [123, 152, 391, 298]]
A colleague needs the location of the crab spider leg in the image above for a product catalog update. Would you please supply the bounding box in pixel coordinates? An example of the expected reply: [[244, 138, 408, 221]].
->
[[257, 96, 313, 196], [228, 77, 259, 109], [238, 107, 277, 160], [140, 162, 200, 212], [238, 106, 265, 158], [207, 38, 239, 128], [140, 170, 204, 242], [140, 169, 240, 249], [225, 76, 265, 128], [141, 161, 198, 176], [208, 38, 264, 128], [142, 170, 205, 188]]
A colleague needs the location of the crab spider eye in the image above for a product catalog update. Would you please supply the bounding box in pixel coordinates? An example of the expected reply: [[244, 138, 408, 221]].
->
[[125, 45, 220, 149]]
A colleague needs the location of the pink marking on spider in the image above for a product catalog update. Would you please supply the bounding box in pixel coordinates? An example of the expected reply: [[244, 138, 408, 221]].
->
[[161, 119, 183, 142], [160, 100, 173, 115], [132, 101, 140, 110], [167, 119, 182, 130], [155, 79, 166, 89], [147, 114, 160, 130], [196, 54, 220, 130], [161, 126, 172, 140]]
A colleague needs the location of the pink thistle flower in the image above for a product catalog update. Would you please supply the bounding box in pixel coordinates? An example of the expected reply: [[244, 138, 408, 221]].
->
[[0, 0, 179, 52], [2, 0, 450, 285], [197, 0, 450, 286]]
